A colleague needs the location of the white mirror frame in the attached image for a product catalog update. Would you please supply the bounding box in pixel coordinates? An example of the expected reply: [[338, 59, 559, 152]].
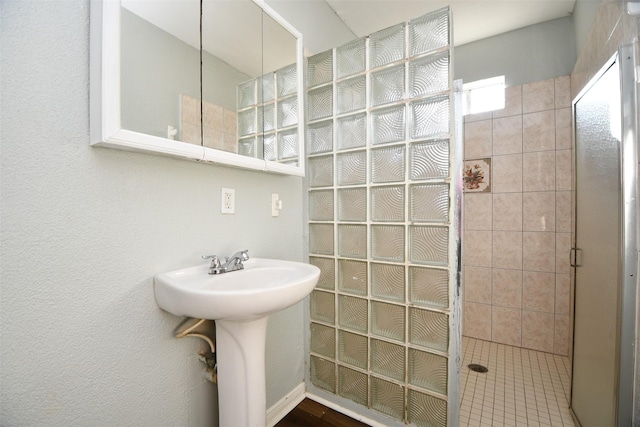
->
[[90, 0, 306, 176]]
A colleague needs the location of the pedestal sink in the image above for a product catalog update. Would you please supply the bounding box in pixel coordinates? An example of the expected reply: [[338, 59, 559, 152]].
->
[[154, 258, 320, 427]]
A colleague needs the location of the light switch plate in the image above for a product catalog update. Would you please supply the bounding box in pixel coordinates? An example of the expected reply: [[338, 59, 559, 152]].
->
[[271, 193, 282, 217]]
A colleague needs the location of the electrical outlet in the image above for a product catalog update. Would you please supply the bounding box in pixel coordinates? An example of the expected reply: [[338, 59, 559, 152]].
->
[[221, 188, 235, 214]]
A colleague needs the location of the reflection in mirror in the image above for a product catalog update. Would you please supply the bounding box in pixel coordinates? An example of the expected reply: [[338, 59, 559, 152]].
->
[[201, 1, 261, 154], [201, 1, 299, 165], [121, 0, 200, 141], [257, 11, 299, 165]]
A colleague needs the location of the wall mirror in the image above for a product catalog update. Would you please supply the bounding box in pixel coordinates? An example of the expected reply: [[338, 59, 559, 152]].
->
[[90, 0, 305, 176]]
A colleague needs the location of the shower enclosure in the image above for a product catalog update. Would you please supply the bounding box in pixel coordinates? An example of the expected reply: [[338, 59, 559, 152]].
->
[[571, 43, 638, 426], [305, 7, 462, 427]]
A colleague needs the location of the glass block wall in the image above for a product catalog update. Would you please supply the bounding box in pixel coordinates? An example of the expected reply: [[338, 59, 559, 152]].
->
[[306, 7, 461, 427], [236, 63, 299, 165]]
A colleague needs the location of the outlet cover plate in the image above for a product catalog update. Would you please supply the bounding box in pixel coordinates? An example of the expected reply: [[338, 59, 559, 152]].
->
[[221, 188, 235, 214]]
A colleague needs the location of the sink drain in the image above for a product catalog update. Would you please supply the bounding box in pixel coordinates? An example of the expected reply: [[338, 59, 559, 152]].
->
[[468, 363, 488, 373]]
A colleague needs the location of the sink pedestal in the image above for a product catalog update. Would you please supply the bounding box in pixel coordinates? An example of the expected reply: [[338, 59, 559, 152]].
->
[[154, 258, 320, 426], [215, 317, 268, 427]]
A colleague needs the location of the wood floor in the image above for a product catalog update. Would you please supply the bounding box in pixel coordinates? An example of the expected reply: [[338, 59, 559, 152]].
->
[[275, 398, 368, 427]]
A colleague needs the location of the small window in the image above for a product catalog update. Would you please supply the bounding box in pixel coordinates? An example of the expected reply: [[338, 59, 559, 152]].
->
[[462, 76, 505, 115]]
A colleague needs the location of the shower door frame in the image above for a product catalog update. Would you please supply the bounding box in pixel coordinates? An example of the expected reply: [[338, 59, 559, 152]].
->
[[570, 43, 638, 427]]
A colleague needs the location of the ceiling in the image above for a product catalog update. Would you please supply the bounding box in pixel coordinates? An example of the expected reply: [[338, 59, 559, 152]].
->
[[324, 0, 576, 46]]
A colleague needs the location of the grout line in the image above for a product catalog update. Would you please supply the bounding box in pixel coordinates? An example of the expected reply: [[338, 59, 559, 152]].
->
[[460, 337, 574, 426]]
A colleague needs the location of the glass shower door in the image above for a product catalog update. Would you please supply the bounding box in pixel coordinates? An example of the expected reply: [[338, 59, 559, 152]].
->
[[571, 44, 637, 427], [572, 55, 621, 427]]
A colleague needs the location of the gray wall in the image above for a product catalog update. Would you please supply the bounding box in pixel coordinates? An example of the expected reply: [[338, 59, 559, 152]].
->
[[122, 9, 250, 138], [270, 0, 582, 88], [454, 16, 577, 87], [0, 1, 305, 425], [451, 1, 602, 87]]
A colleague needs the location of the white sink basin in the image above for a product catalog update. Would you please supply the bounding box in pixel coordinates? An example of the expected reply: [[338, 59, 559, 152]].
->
[[154, 257, 320, 321], [154, 257, 320, 427]]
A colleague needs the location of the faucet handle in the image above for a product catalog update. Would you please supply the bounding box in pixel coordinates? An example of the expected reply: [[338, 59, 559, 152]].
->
[[202, 254, 221, 264], [202, 255, 224, 274]]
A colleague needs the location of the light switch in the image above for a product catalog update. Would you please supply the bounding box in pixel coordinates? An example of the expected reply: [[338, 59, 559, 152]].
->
[[271, 193, 282, 217]]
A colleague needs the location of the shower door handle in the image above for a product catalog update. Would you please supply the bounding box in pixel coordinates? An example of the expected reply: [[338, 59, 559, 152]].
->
[[570, 247, 582, 267]]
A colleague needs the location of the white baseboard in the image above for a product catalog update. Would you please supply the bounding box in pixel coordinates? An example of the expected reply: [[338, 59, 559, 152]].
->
[[266, 382, 306, 427]]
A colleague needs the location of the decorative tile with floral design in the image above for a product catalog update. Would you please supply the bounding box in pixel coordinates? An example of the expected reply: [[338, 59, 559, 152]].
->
[[463, 158, 491, 192]]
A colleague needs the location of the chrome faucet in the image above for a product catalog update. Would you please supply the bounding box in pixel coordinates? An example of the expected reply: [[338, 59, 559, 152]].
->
[[222, 250, 249, 273], [203, 250, 249, 275]]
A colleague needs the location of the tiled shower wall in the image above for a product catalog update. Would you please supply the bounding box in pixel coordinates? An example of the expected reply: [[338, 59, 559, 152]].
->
[[462, 76, 573, 356], [181, 63, 300, 163], [180, 94, 238, 151], [306, 8, 460, 426]]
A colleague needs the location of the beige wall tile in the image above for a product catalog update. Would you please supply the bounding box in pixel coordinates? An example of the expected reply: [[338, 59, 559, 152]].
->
[[464, 230, 492, 268], [523, 110, 555, 153], [464, 302, 492, 340], [203, 127, 224, 150], [555, 108, 572, 150], [181, 94, 200, 125], [223, 109, 237, 135], [493, 115, 523, 155], [554, 76, 571, 109], [523, 271, 555, 313], [461, 72, 577, 356], [555, 191, 572, 232], [522, 311, 554, 352], [181, 122, 201, 145], [223, 133, 238, 153], [464, 266, 492, 304], [556, 149, 572, 191], [523, 191, 555, 232], [570, 1, 628, 105], [492, 154, 523, 193], [602, 2, 625, 41], [555, 273, 571, 315], [554, 314, 571, 356], [555, 232, 572, 274], [203, 102, 223, 130], [522, 151, 555, 192], [523, 232, 556, 272], [464, 193, 493, 231], [492, 268, 522, 309], [523, 78, 555, 113], [493, 85, 522, 119], [493, 231, 523, 270], [464, 120, 493, 159], [493, 193, 523, 231], [492, 306, 522, 347], [222, 108, 238, 135]]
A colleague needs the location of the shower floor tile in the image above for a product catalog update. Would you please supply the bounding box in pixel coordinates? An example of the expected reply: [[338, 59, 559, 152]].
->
[[461, 336, 575, 427]]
